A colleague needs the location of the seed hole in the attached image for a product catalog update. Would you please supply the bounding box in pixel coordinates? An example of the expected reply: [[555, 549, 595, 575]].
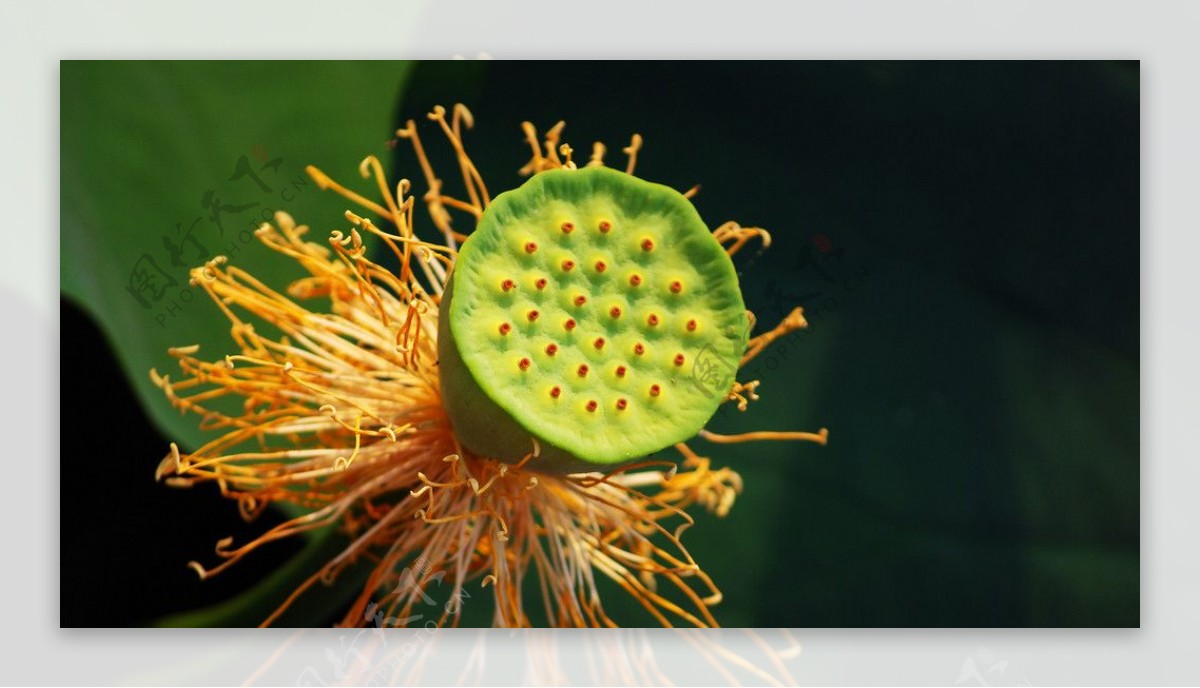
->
[[673, 353, 685, 367], [630, 274, 642, 287], [550, 386, 562, 398], [524, 242, 538, 254], [545, 343, 558, 356], [649, 384, 661, 397], [586, 400, 598, 412], [647, 313, 660, 327], [527, 309, 540, 322], [535, 278, 547, 290], [686, 319, 697, 331], [616, 365, 627, 377], [669, 280, 682, 294], [610, 306, 622, 318], [501, 279, 515, 292], [562, 260, 575, 272], [634, 343, 646, 356], [641, 238, 655, 252], [595, 260, 607, 273], [574, 295, 588, 306], [616, 398, 628, 411], [599, 220, 612, 233], [564, 318, 577, 331], [499, 323, 512, 336], [518, 357, 531, 371], [577, 364, 589, 377], [594, 337, 606, 350], [561, 221, 575, 234]]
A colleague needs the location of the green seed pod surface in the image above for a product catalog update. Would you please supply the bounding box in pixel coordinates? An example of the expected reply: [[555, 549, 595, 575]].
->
[[440, 166, 748, 468]]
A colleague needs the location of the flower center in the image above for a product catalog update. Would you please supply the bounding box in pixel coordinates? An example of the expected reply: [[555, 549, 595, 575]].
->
[[439, 167, 749, 467]]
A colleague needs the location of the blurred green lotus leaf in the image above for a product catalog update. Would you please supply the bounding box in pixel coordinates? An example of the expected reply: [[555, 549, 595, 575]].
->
[[61, 60, 413, 452]]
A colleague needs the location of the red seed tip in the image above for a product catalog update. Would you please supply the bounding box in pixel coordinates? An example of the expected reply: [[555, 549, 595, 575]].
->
[[527, 310, 540, 322], [616, 398, 628, 410], [594, 337, 605, 349], [629, 274, 642, 286], [598, 220, 612, 233], [561, 221, 575, 233], [499, 323, 512, 336], [673, 354, 685, 366], [577, 364, 589, 377], [524, 242, 538, 254], [562, 260, 575, 272], [649, 384, 661, 397], [686, 319, 697, 331], [595, 260, 607, 273], [647, 313, 660, 326], [641, 238, 655, 251], [501, 279, 515, 292], [616, 365, 627, 377], [609, 306, 622, 318], [535, 278, 547, 290], [564, 318, 577, 331], [634, 343, 646, 355], [545, 343, 558, 356], [550, 386, 562, 398], [669, 280, 682, 294], [574, 295, 587, 306], [586, 400, 598, 412], [518, 357, 531, 371]]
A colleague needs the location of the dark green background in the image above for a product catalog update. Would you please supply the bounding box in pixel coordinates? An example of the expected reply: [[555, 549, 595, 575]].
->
[[61, 61, 1139, 627]]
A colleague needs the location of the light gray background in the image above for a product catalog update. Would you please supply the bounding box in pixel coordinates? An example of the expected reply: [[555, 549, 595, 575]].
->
[[6, 0, 1193, 684]]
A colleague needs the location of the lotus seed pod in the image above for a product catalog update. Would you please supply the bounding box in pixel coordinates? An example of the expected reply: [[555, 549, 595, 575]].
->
[[439, 166, 748, 471]]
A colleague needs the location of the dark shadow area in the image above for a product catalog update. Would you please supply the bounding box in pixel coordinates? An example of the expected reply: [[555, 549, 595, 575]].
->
[[406, 61, 1138, 627], [60, 298, 305, 627]]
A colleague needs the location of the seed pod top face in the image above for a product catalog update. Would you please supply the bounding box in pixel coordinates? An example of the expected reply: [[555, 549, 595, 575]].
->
[[444, 166, 749, 466]]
